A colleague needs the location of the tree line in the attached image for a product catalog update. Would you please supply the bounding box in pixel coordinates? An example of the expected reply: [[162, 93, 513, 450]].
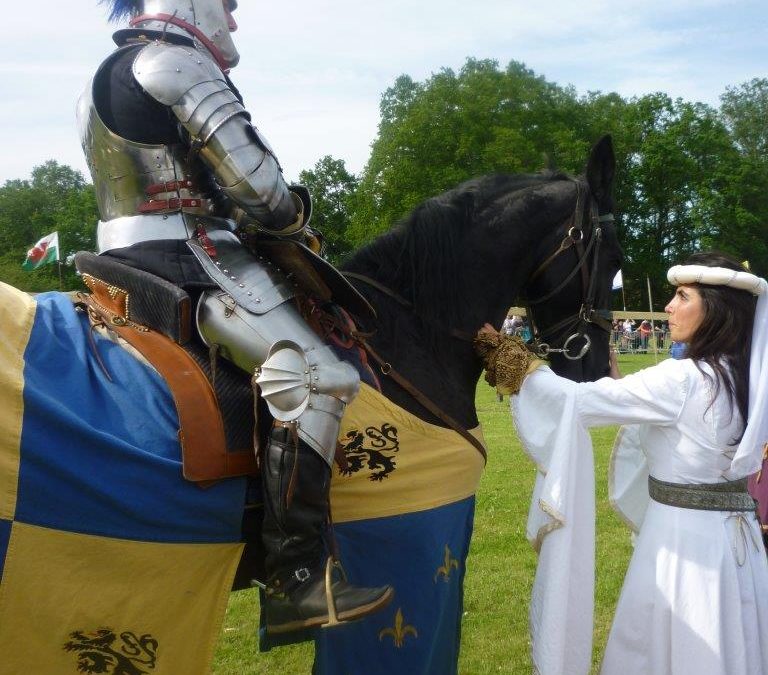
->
[[2, 59, 766, 310]]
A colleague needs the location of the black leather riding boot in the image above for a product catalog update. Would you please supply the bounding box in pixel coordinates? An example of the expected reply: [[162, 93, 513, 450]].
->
[[260, 426, 393, 634]]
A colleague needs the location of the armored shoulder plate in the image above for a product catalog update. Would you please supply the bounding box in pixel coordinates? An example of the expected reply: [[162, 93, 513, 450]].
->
[[78, 44, 207, 225], [132, 41, 297, 230], [133, 42, 227, 106]]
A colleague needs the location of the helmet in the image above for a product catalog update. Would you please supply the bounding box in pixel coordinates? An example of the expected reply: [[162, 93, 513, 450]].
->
[[107, 0, 240, 70]]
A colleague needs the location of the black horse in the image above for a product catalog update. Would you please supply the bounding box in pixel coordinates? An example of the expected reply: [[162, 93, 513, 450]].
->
[[309, 135, 621, 674], [0, 137, 620, 674]]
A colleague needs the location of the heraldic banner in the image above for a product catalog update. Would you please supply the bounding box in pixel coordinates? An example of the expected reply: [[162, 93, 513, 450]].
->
[[0, 284, 247, 675]]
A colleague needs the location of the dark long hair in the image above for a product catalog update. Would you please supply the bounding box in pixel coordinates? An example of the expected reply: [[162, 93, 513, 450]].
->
[[682, 251, 757, 441]]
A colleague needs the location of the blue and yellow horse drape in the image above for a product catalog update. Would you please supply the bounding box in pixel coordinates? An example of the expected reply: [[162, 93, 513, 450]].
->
[[0, 281, 485, 674], [0, 284, 247, 675], [314, 385, 486, 674]]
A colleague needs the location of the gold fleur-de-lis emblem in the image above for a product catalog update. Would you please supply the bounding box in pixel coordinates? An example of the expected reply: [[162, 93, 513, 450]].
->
[[433, 544, 459, 582], [378, 608, 418, 648]]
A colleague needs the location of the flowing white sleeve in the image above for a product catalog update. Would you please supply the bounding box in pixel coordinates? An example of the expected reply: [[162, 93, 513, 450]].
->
[[575, 357, 689, 427], [513, 369, 594, 675]]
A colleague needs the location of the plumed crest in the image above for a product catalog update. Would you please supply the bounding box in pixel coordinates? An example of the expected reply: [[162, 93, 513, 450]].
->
[[100, 0, 142, 22]]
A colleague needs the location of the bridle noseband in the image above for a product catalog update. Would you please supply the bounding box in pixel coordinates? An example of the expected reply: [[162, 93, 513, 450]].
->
[[522, 180, 614, 361]]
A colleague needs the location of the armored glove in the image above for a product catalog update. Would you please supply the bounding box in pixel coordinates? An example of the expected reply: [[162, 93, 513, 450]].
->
[[474, 328, 545, 395]]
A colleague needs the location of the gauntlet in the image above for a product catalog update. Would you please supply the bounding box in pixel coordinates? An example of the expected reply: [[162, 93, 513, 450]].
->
[[474, 332, 545, 395]]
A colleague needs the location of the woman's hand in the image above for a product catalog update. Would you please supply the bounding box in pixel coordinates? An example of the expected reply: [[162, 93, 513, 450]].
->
[[478, 322, 500, 336], [474, 324, 542, 395]]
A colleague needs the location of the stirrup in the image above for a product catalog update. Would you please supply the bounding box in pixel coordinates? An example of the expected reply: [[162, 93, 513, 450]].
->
[[320, 557, 348, 629]]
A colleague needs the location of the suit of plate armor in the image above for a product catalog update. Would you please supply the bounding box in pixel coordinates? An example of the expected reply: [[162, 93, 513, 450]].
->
[[78, 0, 391, 634]]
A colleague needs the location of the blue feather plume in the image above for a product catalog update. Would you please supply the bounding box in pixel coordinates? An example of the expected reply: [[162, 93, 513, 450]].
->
[[100, 0, 142, 22]]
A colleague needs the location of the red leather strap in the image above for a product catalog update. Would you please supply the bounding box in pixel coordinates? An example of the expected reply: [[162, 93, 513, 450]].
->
[[130, 13, 230, 71], [138, 197, 203, 212], [145, 179, 197, 196]]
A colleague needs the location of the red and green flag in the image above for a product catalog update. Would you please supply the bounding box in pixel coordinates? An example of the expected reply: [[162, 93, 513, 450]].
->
[[22, 232, 59, 271]]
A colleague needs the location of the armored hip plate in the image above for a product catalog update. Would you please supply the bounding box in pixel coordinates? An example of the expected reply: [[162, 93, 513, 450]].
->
[[187, 229, 296, 314]]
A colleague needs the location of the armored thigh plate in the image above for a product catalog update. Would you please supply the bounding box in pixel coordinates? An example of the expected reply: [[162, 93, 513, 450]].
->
[[191, 231, 359, 465]]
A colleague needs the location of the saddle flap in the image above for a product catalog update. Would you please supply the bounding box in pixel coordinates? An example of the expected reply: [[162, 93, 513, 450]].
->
[[75, 251, 192, 344], [77, 291, 258, 483]]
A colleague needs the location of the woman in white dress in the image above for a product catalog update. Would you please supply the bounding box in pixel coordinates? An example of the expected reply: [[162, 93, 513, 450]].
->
[[477, 252, 768, 674]]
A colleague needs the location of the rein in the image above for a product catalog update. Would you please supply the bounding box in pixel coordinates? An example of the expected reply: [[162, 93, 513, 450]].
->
[[350, 331, 488, 464], [338, 272, 486, 463], [342, 271, 475, 342]]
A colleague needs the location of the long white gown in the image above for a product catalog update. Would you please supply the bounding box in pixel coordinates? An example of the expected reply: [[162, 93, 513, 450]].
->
[[572, 357, 768, 674]]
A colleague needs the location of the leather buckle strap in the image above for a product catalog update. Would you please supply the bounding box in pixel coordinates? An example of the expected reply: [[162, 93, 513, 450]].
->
[[145, 179, 197, 196], [138, 197, 207, 213]]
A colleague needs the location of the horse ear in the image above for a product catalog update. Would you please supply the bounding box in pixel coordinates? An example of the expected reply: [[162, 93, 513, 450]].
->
[[585, 134, 615, 204]]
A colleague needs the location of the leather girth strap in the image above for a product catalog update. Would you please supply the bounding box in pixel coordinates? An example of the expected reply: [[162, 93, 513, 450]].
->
[[78, 274, 258, 484], [353, 334, 488, 464]]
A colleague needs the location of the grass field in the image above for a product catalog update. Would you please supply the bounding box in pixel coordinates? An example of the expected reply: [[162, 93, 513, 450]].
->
[[212, 352, 662, 674]]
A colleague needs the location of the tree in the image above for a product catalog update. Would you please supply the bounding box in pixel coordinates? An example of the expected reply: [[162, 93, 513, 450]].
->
[[716, 79, 768, 275], [347, 61, 768, 307], [349, 58, 599, 246], [298, 156, 359, 264], [0, 161, 97, 292]]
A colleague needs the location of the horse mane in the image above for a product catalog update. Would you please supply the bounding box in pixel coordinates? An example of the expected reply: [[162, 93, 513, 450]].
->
[[344, 171, 570, 331]]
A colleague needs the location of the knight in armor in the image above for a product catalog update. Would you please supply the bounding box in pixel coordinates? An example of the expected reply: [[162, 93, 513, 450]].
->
[[77, 0, 393, 633]]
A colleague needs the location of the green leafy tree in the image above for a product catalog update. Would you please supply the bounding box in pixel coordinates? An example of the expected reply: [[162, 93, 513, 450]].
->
[[298, 156, 359, 264], [716, 78, 768, 275], [350, 59, 595, 246], [615, 95, 741, 306], [348, 62, 766, 307], [0, 161, 97, 292]]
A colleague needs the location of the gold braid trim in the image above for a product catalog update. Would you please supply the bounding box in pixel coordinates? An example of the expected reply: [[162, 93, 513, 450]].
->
[[474, 333, 546, 395]]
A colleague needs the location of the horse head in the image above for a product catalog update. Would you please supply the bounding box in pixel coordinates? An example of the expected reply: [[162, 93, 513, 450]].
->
[[343, 135, 622, 427], [518, 135, 622, 382]]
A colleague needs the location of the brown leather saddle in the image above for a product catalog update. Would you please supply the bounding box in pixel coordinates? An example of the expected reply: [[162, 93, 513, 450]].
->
[[74, 238, 376, 486], [75, 250, 261, 484]]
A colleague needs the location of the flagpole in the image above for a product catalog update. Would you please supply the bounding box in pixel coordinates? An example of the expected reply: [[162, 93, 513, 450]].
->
[[647, 275, 658, 364], [57, 260, 63, 290], [621, 284, 627, 312]]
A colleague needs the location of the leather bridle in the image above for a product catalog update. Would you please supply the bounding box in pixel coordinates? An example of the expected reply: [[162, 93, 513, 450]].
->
[[521, 179, 614, 361]]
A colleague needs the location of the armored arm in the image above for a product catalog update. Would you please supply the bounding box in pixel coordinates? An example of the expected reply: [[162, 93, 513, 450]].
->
[[133, 42, 302, 234]]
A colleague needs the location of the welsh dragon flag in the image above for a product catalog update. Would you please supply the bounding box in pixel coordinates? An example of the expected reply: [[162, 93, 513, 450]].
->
[[22, 232, 59, 271]]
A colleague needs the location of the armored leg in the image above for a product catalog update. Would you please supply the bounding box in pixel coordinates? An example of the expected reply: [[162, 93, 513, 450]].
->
[[255, 341, 393, 633], [194, 245, 393, 633], [260, 425, 392, 633]]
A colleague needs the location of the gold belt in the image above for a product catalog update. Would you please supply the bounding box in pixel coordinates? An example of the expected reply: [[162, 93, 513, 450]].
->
[[648, 475, 756, 512]]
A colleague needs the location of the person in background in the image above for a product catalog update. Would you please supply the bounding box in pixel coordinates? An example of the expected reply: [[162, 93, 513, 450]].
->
[[638, 319, 652, 351], [502, 313, 523, 335]]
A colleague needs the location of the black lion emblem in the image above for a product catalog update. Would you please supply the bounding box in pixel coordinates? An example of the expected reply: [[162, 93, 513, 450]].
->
[[63, 628, 158, 674], [338, 423, 400, 481]]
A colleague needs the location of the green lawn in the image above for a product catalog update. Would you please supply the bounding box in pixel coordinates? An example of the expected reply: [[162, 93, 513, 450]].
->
[[212, 352, 662, 674]]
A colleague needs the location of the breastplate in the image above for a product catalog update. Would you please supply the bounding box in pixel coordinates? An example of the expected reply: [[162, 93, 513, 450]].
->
[[77, 46, 209, 223]]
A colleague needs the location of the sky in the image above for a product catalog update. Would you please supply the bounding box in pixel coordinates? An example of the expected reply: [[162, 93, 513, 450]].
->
[[0, 0, 766, 185]]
